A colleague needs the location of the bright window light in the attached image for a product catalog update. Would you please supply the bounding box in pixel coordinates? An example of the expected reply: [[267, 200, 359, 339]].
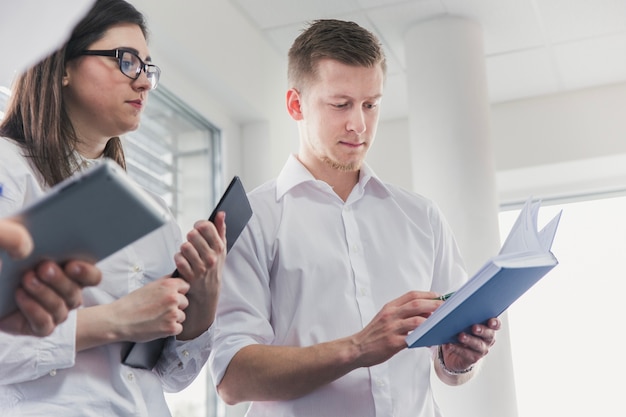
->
[[500, 196, 626, 417]]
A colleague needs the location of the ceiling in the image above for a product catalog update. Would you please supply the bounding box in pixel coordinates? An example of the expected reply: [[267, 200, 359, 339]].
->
[[230, 0, 626, 120]]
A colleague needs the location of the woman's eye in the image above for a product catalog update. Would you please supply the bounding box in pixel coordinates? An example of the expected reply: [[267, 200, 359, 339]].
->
[[121, 60, 134, 71]]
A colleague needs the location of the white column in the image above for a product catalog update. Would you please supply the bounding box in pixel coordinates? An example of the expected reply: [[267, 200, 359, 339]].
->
[[405, 17, 518, 417]]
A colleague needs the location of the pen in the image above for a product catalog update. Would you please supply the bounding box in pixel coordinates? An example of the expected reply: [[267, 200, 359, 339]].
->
[[433, 292, 455, 301]]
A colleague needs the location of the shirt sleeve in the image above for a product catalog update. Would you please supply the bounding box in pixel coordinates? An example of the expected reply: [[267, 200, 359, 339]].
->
[[429, 202, 469, 294], [208, 214, 275, 386], [0, 311, 77, 384], [0, 144, 78, 385], [154, 325, 214, 392]]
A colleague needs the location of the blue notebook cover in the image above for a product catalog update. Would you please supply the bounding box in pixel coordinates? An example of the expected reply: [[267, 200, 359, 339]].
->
[[406, 199, 561, 349]]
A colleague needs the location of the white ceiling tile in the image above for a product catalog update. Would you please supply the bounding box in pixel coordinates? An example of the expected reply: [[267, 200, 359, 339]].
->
[[554, 33, 626, 90], [230, 0, 361, 29], [486, 48, 560, 102], [536, 0, 626, 43], [264, 23, 306, 59], [228, 0, 626, 116], [365, 0, 446, 69], [264, 10, 405, 76], [442, 0, 545, 54], [356, 0, 421, 9]]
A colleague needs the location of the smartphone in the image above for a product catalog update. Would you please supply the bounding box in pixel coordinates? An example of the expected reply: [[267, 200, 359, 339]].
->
[[171, 176, 252, 277]]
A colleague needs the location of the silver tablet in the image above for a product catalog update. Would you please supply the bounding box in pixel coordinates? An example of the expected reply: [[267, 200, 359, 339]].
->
[[0, 158, 170, 317]]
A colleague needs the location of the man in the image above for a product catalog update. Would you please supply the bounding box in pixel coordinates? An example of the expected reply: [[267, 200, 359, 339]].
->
[[209, 19, 500, 417], [0, 219, 101, 336]]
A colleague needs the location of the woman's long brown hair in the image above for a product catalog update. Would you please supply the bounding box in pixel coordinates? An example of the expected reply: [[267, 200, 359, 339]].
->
[[0, 0, 148, 186]]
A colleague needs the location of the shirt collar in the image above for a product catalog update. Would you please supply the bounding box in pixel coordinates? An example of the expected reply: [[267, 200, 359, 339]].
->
[[69, 150, 104, 173], [276, 154, 394, 200]]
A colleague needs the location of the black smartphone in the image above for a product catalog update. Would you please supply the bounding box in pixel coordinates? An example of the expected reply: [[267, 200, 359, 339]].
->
[[171, 176, 252, 277]]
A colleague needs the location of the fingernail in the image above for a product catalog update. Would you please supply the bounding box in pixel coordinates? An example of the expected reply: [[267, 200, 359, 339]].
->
[[27, 275, 42, 288], [40, 264, 55, 282], [66, 262, 82, 276]]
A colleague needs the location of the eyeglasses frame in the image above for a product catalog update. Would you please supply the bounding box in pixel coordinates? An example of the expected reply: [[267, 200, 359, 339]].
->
[[78, 48, 161, 89]]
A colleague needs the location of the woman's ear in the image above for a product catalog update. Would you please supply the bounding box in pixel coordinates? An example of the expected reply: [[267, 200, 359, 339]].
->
[[62, 61, 74, 87], [286, 88, 304, 121]]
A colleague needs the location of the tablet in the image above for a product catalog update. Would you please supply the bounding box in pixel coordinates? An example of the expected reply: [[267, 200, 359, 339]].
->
[[0, 158, 170, 317], [122, 175, 253, 369]]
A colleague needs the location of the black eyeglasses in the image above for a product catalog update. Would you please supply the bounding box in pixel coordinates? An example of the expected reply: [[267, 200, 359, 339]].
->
[[79, 48, 161, 90]]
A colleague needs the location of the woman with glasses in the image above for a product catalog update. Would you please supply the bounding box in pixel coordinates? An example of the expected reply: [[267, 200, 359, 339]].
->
[[0, 0, 226, 415]]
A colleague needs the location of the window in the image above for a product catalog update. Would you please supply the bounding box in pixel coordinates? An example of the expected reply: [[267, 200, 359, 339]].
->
[[500, 196, 626, 417], [135, 87, 223, 417], [124, 86, 222, 229]]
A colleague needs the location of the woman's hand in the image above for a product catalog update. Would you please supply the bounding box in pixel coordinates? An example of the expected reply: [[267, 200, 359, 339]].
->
[[173, 212, 227, 340], [110, 277, 191, 343]]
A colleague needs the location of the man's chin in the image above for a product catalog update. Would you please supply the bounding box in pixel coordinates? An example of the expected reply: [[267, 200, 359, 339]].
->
[[322, 157, 361, 172]]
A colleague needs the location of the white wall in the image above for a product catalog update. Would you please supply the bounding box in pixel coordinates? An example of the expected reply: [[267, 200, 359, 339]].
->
[[492, 82, 626, 170], [492, 82, 626, 205], [372, 82, 626, 207]]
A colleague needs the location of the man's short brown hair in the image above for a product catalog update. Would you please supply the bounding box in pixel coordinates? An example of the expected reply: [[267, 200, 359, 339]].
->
[[287, 19, 387, 91]]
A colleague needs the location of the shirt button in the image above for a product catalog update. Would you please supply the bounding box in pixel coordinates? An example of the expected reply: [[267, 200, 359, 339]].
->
[[375, 378, 385, 387], [127, 372, 135, 382], [132, 265, 141, 273], [182, 350, 190, 358], [49, 369, 57, 377]]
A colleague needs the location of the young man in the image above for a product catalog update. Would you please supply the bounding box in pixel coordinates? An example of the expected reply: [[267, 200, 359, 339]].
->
[[209, 19, 500, 417]]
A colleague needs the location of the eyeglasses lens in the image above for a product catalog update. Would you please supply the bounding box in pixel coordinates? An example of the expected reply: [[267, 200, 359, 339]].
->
[[120, 51, 160, 90]]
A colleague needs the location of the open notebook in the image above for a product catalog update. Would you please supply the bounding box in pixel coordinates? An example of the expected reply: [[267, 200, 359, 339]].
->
[[406, 198, 562, 348]]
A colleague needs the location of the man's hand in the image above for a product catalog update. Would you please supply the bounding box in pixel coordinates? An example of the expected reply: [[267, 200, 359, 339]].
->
[[351, 290, 442, 368], [436, 317, 501, 385]]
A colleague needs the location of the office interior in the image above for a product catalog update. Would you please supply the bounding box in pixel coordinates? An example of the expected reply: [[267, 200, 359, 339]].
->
[[2, 1, 625, 416]]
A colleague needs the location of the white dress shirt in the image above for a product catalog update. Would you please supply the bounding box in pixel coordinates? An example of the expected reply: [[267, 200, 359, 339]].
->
[[209, 155, 468, 417], [0, 138, 212, 417]]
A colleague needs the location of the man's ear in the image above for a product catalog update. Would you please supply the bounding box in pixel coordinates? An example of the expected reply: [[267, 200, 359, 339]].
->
[[286, 88, 303, 121]]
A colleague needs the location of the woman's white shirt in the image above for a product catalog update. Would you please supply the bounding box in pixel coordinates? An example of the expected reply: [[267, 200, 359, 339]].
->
[[0, 138, 212, 417]]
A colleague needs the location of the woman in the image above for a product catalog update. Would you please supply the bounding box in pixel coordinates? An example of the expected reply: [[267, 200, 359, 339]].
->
[[0, 0, 226, 415]]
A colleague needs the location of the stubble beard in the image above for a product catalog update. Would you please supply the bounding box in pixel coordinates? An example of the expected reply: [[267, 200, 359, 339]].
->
[[321, 155, 361, 172]]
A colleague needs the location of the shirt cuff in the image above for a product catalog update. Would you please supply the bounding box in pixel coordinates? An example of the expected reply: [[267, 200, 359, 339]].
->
[[36, 310, 77, 374], [160, 324, 214, 374]]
